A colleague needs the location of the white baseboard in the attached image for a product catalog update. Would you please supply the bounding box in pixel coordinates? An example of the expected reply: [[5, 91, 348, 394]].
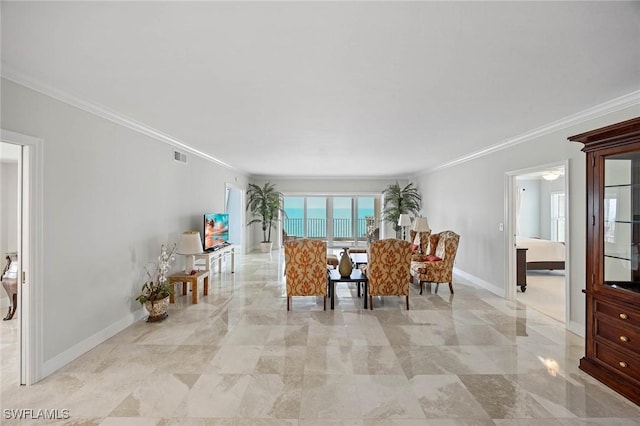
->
[[41, 309, 146, 378], [453, 267, 505, 297], [454, 268, 586, 338]]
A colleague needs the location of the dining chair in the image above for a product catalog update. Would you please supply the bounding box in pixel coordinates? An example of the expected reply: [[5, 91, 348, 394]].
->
[[284, 239, 327, 311], [366, 238, 412, 310]]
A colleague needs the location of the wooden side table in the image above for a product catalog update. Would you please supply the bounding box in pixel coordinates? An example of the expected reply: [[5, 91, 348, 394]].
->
[[168, 270, 209, 304]]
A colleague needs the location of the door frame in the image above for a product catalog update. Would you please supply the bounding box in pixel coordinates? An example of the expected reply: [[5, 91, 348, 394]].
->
[[505, 159, 570, 324], [1, 129, 43, 385], [225, 182, 245, 253]]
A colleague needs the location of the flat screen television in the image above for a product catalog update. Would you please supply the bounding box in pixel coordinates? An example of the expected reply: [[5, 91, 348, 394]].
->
[[203, 213, 230, 251]]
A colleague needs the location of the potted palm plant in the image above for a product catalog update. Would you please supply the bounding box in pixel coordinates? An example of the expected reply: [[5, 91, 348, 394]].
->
[[382, 182, 422, 238], [135, 243, 177, 322], [246, 182, 285, 252]]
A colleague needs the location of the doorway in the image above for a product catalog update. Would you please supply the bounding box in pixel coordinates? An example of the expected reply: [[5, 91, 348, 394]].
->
[[1, 130, 43, 386], [225, 183, 244, 252], [0, 141, 21, 389], [506, 161, 570, 323]]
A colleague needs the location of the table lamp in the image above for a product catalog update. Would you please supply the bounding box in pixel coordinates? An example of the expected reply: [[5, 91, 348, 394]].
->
[[398, 214, 412, 240], [177, 231, 203, 272], [412, 216, 431, 254]]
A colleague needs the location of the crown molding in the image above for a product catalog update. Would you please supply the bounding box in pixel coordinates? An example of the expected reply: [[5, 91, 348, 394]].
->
[[4, 65, 638, 180], [424, 90, 640, 175], [250, 174, 411, 181], [1, 65, 243, 173]]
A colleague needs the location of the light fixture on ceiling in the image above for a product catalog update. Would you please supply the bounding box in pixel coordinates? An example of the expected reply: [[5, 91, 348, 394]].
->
[[542, 170, 561, 181]]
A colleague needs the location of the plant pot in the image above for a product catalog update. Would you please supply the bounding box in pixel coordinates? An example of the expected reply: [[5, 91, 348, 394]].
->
[[144, 296, 170, 322], [260, 241, 273, 253]]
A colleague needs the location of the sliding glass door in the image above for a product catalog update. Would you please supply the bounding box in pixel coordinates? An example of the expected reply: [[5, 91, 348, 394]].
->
[[307, 197, 327, 238], [333, 197, 352, 244], [283, 195, 378, 247]]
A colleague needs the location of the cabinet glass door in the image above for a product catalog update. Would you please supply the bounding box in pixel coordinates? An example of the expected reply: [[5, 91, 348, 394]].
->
[[603, 152, 640, 292]]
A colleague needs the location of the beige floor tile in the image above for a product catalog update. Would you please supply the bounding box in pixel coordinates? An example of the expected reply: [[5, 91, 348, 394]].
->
[[1, 250, 639, 424]]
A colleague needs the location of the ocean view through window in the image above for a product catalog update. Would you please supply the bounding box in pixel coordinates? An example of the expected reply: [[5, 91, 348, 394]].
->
[[283, 196, 378, 246]]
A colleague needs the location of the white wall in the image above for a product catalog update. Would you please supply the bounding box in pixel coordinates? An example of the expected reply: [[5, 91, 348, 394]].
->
[[515, 175, 565, 239], [0, 158, 19, 257], [516, 178, 541, 237], [1, 78, 249, 373], [412, 106, 640, 331], [0, 155, 19, 308]]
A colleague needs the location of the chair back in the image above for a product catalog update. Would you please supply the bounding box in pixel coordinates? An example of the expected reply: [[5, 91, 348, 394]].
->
[[284, 239, 327, 297], [367, 238, 412, 296], [432, 231, 460, 267]]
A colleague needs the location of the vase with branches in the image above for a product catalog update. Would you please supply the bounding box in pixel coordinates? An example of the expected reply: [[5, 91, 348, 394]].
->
[[135, 243, 177, 322], [382, 182, 422, 238]]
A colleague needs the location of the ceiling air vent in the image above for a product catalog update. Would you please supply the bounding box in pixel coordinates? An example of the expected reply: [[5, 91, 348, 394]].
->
[[173, 150, 187, 164]]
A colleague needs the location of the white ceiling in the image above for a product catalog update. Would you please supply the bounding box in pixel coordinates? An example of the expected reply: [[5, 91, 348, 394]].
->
[[2, 1, 639, 178]]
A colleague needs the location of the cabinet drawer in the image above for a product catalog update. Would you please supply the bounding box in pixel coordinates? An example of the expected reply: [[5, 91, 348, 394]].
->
[[595, 317, 640, 351], [594, 299, 640, 326], [594, 341, 640, 382]]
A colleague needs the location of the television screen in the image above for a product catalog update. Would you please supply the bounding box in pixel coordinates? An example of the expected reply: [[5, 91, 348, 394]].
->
[[203, 213, 230, 251]]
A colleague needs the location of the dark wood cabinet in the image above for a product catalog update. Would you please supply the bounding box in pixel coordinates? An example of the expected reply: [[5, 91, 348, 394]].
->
[[516, 248, 528, 292], [570, 116, 640, 406]]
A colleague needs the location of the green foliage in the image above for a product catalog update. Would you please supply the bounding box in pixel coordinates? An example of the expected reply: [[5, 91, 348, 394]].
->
[[246, 182, 285, 243], [382, 182, 422, 237]]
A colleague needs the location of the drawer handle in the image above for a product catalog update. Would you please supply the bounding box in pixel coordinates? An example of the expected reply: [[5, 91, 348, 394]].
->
[[619, 361, 628, 368], [620, 336, 629, 342], [619, 313, 628, 320]]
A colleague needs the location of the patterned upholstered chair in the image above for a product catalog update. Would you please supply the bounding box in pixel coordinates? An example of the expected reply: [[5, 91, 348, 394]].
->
[[366, 239, 413, 310], [284, 239, 328, 311], [410, 230, 460, 294]]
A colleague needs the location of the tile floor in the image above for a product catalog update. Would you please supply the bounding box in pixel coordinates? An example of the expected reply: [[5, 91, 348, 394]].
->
[[517, 270, 566, 322], [1, 250, 640, 425]]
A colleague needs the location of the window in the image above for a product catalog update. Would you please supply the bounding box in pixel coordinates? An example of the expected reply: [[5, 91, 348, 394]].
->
[[307, 197, 327, 238], [283, 195, 379, 246], [550, 191, 566, 242]]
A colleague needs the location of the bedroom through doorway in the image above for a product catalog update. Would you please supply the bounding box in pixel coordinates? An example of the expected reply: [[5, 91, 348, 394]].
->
[[511, 163, 569, 323]]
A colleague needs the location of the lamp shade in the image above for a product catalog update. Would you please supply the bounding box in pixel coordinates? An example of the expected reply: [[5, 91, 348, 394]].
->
[[412, 216, 431, 233], [177, 231, 203, 255], [398, 214, 412, 227]]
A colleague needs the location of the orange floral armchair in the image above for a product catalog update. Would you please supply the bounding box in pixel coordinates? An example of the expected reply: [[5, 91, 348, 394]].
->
[[284, 239, 327, 310], [410, 230, 460, 294], [366, 239, 413, 310]]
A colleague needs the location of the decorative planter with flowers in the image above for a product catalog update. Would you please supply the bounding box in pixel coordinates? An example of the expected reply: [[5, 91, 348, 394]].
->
[[135, 243, 177, 322]]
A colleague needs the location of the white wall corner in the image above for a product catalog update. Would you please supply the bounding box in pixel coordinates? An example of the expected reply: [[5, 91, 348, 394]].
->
[[453, 267, 505, 297], [40, 309, 146, 378], [567, 320, 585, 338]]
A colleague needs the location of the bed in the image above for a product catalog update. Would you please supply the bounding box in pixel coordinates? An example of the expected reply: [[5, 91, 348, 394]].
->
[[516, 237, 565, 292]]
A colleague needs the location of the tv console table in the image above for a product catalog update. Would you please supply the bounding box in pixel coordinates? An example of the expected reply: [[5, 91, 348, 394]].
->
[[195, 244, 235, 275]]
